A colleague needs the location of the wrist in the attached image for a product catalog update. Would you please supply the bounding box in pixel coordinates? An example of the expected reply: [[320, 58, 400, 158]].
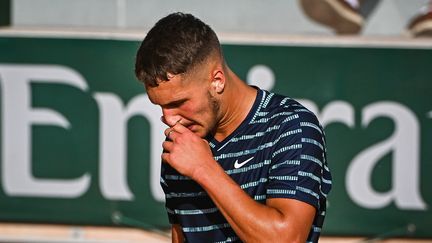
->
[[191, 158, 222, 185]]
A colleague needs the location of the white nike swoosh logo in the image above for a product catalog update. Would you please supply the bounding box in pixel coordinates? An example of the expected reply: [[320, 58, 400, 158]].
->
[[234, 157, 254, 169]]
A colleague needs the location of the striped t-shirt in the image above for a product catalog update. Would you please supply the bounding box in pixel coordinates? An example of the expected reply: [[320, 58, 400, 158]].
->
[[160, 88, 332, 242]]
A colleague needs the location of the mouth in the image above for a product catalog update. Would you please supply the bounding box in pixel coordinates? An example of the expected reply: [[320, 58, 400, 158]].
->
[[184, 123, 202, 134]]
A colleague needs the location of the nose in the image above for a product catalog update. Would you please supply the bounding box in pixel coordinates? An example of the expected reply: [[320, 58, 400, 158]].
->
[[161, 109, 182, 127]]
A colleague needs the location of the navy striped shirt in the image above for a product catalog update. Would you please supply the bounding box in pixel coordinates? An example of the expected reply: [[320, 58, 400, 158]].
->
[[161, 88, 332, 242]]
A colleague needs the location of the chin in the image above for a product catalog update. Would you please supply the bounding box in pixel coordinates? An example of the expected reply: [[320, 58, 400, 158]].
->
[[192, 128, 208, 138], [188, 124, 213, 138], [195, 130, 207, 138]]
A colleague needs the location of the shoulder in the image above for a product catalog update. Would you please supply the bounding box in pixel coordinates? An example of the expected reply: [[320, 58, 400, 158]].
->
[[253, 91, 325, 156], [258, 91, 321, 130]]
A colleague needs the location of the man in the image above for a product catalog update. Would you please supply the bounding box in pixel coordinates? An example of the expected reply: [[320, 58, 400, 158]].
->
[[135, 12, 331, 242]]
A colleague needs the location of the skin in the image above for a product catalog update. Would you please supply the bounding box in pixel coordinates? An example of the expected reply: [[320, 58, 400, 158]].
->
[[146, 54, 316, 243]]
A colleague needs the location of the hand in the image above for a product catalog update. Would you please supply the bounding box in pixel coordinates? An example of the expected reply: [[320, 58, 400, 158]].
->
[[162, 121, 215, 180]]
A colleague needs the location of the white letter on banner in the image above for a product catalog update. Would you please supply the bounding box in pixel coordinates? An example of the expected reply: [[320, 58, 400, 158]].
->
[[0, 64, 91, 197], [346, 102, 426, 210], [94, 93, 165, 201], [296, 99, 318, 115], [320, 101, 355, 128]]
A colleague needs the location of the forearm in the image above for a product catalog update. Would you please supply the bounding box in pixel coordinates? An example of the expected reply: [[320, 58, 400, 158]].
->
[[192, 161, 301, 242], [172, 224, 184, 243], [161, 122, 315, 241]]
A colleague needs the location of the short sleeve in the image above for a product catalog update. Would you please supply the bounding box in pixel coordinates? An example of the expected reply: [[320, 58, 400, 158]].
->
[[266, 110, 329, 210]]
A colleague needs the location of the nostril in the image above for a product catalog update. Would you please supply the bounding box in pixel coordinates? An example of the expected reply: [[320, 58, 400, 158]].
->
[[160, 116, 167, 124], [160, 116, 173, 126]]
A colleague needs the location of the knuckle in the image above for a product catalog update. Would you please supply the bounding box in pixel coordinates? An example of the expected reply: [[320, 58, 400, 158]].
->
[[176, 136, 183, 143]]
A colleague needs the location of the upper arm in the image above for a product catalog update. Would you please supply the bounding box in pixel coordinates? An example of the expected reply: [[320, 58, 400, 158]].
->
[[266, 198, 316, 242], [267, 111, 329, 208], [265, 110, 331, 240]]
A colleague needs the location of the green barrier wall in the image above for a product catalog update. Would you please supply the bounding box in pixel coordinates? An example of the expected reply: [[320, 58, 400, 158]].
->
[[0, 0, 11, 26], [0, 36, 431, 237]]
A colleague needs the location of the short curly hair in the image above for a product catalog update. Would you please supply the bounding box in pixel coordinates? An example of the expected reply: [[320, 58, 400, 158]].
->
[[135, 12, 222, 87]]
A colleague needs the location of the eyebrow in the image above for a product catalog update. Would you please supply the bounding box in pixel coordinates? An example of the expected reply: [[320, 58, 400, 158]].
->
[[160, 98, 188, 108]]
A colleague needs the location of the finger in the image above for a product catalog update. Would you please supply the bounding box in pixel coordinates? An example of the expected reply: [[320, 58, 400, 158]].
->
[[169, 130, 181, 141], [171, 119, 190, 134], [161, 152, 170, 163], [162, 140, 173, 152], [164, 118, 182, 136], [164, 127, 175, 137], [167, 130, 175, 140], [165, 129, 180, 141]]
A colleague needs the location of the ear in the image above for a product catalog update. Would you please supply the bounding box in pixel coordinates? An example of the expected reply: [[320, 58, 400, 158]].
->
[[211, 69, 225, 94]]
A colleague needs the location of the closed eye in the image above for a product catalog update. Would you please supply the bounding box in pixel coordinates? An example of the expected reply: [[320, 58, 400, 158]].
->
[[162, 99, 187, 109]]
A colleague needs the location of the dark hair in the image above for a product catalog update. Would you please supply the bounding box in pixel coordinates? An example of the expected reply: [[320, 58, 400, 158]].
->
[[135, 12, 222, 86]]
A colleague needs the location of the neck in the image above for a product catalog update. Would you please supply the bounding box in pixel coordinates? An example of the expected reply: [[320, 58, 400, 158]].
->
[[214, 68, 257, 141]]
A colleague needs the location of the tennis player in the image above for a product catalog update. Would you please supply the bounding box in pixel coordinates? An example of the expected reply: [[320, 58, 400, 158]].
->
[[135, 12, 332, 243]]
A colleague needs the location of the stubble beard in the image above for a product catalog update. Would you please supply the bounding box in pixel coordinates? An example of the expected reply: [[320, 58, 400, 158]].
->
[[205, 91, 221, 138]]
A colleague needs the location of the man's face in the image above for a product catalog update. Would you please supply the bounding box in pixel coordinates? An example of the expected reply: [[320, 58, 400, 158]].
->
[[146, 68, 220, 138]]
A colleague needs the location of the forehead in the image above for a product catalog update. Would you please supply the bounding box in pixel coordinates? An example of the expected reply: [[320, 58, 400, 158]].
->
[[145, 60, 214, 106], [146, 75, 196, 106]]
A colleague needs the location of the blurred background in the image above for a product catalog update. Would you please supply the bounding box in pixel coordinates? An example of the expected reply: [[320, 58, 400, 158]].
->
[[0, 0, 431, 242], [5, 0, 431, 36]]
